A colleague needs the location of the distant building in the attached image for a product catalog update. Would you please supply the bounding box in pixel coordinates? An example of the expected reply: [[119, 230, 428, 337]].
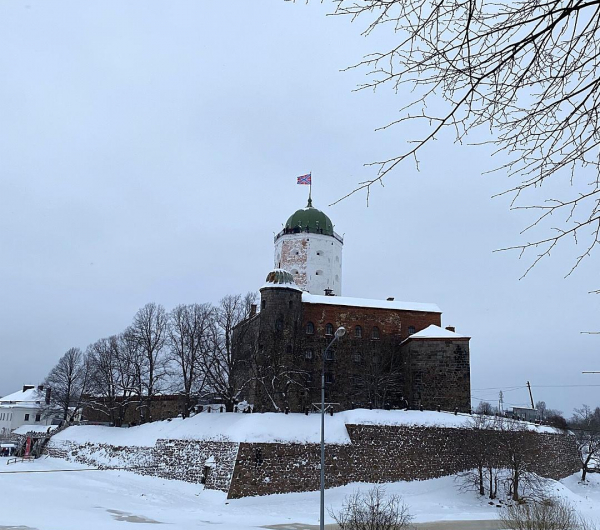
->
[[510, 407, 539, 422], [0, 385, 54, 436], [232, 198, 471, 413]]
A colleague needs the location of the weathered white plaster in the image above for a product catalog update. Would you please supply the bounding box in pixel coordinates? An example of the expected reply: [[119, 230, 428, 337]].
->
[[274, 232, 343, 295]]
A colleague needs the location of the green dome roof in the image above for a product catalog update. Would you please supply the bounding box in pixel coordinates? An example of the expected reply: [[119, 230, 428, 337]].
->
[[285, 199, 334, 236]]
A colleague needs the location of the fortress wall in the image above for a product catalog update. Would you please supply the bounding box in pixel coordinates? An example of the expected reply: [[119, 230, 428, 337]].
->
[[45, 423, 580, 499]]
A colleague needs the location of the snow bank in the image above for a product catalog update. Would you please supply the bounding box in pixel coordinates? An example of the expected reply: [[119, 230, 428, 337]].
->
[[52, 409, 559, 447]]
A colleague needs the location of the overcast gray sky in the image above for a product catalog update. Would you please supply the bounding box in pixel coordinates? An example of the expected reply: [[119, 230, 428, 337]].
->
[[1, 0, 598, 416]]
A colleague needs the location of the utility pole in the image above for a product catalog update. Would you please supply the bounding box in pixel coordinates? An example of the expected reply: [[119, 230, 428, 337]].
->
[[498, 391, 504, 414], [526, 381, 535, 409]]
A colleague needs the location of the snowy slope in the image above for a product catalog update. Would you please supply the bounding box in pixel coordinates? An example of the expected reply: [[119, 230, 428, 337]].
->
[[52, 409, 559, 447]]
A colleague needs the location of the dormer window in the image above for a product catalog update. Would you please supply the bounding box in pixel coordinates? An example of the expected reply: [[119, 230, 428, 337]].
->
[[408, 326, 416, 335]]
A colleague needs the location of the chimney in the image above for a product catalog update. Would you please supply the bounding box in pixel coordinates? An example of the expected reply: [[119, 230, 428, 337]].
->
[[37, 385, 44, 392], [22, 385, 34, 393], [250, 304, 257, 317], [446, 326, 455, 333], [387, 297, 395, 301]]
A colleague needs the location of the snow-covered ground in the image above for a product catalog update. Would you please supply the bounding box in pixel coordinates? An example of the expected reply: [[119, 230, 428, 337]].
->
[[50, 409, 558, 447], [0, 457, 599, 530]]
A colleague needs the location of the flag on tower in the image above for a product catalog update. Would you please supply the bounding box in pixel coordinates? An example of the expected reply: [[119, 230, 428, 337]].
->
[[297, 173, 311, 185]]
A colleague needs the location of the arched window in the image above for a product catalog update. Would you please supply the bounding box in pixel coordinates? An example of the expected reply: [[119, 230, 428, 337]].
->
[[371, 326, 380, 340], [325, 323, 334, 336], [306, 322, 315, 335], [325, 349, 335, 361], [305, 349, 313, 360], [355, 325, 363, 338], [275, 318, 284, 331], [353, 352, 362, 363], [408, 326, 416, 335]]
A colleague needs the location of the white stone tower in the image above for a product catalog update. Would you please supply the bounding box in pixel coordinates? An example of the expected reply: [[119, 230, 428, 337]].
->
[[274, 198, 343, 295]]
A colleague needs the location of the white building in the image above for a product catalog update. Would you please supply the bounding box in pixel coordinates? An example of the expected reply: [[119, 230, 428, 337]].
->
[[0, 385, 54, 437], [274, 198, 343, 296]]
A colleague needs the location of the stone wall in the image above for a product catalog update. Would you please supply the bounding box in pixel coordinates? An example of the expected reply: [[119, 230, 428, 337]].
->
[[46, 438, 238, 492], [227, 424, 580, 498], [45, 423, 580, 499]]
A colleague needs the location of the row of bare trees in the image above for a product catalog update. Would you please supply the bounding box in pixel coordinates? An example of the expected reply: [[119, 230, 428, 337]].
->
[[43, 293, 256, 426]]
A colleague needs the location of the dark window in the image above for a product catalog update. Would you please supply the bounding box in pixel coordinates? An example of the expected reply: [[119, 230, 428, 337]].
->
[[355, 325, 363, 338], [286, 344, 293, 353], [371, 326, 381, 340], [261, 300, 266, 310], [275, 318, 284, 331], [305, 349, 313, 360], [24, 414, 30, 421], [289, 300, 293, 308], [306, 322, 315, 335], [35, 414, 41, 422], [325, 372, 334, 384], [325, 323, 334, 336], [353, 352, 362, 363], [325, 349, 335, 361], [372, 354, 380, 364], [306, 372, 313, 383], [408, 326, 416, 335]]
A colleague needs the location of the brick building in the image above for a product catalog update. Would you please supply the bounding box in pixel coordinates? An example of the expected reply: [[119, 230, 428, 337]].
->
[[232, 199, 471, 413]]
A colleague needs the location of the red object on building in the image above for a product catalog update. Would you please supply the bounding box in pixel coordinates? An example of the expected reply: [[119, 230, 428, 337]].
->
[[24, 437, 31, 457]]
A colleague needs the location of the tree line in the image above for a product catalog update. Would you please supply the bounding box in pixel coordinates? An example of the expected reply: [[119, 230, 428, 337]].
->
[[43, 293, 256, 426]]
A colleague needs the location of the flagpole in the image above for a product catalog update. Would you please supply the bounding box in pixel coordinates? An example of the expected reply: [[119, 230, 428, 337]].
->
[[309, 171, 312, 204]]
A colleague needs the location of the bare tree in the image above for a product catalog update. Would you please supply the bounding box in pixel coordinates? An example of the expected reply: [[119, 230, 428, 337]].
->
[[501, 497, 595, 530], [128, 303, 169, 422], [570, 405, 600, 481], [475, 401, 495, 416], [497, 418, 543, 501], [43, 347, 90, 422], [168, 303, 214, 418], [206, 293, 257, 411], [329, 486, 412, 530], [319, 0, 600, 285], [458, 414, 499, 498], [86, 336, 137, 427], [356, 346, 403, 409]]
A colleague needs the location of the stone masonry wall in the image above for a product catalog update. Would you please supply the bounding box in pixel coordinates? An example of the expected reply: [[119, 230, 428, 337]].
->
[[45, 423, 580, 499], [46, 438, 238, 492], [227, 424, 580, 498]]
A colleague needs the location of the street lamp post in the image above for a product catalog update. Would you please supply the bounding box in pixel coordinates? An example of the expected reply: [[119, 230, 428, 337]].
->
[[320, 326, 345, 530]]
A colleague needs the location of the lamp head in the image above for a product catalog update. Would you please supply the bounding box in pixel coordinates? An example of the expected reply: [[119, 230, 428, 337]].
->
[[335, 327, 346, 338]]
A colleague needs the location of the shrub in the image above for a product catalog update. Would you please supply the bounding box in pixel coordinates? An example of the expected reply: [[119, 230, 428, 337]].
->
[[329, 485, 412, 530]]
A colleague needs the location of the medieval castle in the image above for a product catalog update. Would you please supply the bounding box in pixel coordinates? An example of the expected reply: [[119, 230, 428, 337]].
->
[[232, 198, 471, 413]]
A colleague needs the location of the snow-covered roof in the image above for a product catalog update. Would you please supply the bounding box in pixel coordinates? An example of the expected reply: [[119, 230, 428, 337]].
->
[[0, 387, 43, 404], [12, 425, 58, 435], [404, 324, 469, 341], [302, 293, 441, 313]]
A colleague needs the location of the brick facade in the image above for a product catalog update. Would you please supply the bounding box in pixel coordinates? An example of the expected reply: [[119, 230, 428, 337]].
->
[[233, 286, 470, 413]]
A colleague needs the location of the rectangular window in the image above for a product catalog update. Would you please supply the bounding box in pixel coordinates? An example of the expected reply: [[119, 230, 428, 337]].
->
[[24, 414, 30, 421], [35, 414, 41, 422], [325, 349, 335, 361], [325, 372, 334, 384], [353, 353, 362, 363]]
